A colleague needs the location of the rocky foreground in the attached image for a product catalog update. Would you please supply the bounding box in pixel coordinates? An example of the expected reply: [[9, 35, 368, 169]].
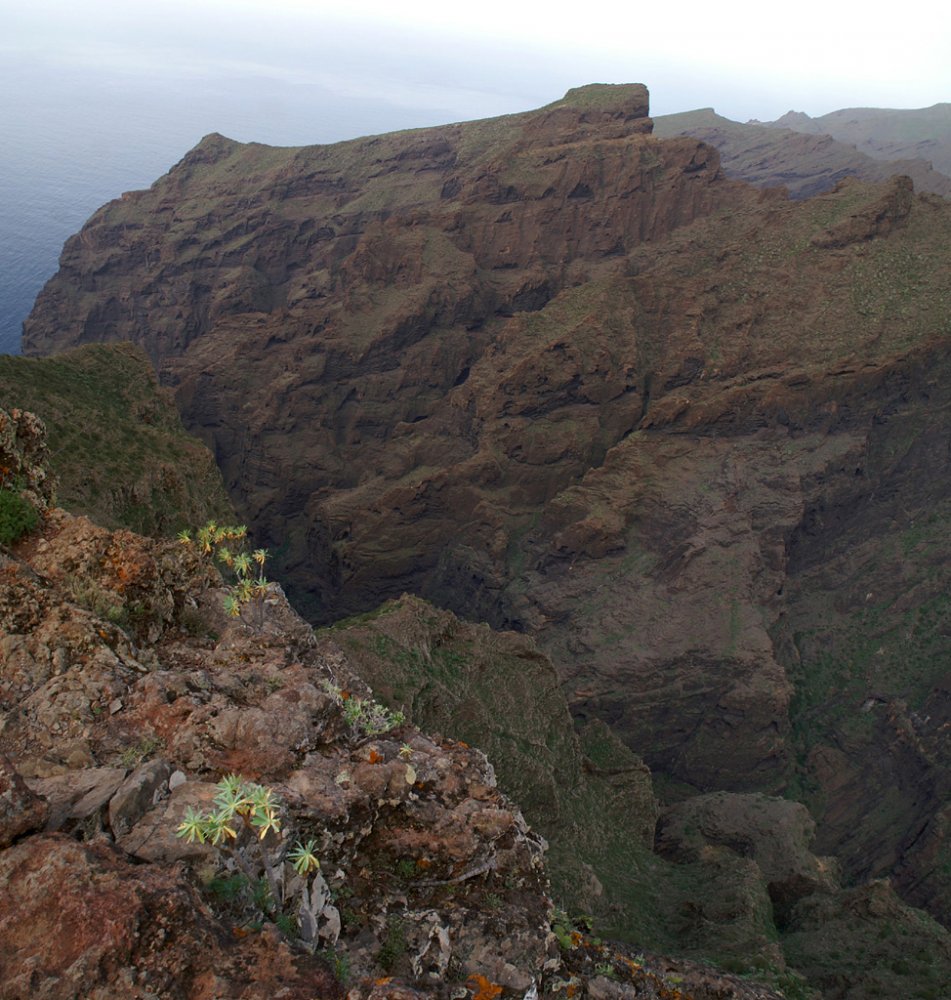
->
[[2, 407, 815, 1000]]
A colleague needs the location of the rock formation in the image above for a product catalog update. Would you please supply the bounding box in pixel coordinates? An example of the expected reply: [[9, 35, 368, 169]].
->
[[653, 108, 951, 198], [18, 83, 951, 996]]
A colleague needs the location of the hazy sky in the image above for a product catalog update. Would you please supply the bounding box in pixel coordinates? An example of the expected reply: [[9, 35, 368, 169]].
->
[[6, 0, 950, 132]]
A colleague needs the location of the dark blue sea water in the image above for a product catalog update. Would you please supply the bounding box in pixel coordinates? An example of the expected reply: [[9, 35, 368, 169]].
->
[[0, 24, 545, 355]]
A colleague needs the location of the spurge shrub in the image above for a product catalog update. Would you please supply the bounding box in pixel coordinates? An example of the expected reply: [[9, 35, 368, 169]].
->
[[0, 487, 39, 545]]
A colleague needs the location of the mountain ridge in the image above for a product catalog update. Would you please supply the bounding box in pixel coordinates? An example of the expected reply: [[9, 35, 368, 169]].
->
[[653, 105, 951, 198]]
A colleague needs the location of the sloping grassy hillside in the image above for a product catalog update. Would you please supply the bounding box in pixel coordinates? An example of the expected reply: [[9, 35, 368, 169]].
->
[[0, 342, 234, 535]]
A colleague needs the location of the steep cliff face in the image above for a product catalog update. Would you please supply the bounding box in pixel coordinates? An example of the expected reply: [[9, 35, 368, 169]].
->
[[22, 84, 951, 955]]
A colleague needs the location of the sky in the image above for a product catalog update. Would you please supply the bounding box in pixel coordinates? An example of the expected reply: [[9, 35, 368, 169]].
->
[[5, 0, 950, 132]]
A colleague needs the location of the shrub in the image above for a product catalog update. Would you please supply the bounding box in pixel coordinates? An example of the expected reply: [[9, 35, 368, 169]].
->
[[177, 774, 339, 946], [0, 486, 39, 545], [342, 695, 406, 736], [178, 522, 271, 629], [320, 681, 406, 737]]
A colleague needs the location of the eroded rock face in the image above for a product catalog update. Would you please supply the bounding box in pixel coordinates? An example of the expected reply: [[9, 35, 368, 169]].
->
[[0, 833, 346, 1000], [0, 753, 48, 847], [21, 99, 950, 744]]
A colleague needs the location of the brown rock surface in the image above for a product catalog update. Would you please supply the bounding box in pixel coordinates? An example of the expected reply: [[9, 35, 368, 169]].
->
[[0, 833, 345, 1000], [0, 753, 49, 847]]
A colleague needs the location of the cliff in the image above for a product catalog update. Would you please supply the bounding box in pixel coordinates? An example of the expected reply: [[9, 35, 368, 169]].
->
[[18, 83, 951, 997]]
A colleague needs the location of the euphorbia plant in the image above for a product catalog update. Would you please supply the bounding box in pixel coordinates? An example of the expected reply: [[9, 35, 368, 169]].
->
[[179, 522, 271, 629], [177, 775, 337, 945]]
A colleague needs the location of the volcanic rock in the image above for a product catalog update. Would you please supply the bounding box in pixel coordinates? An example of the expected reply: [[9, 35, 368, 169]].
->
[[0, 753, 49, 848]]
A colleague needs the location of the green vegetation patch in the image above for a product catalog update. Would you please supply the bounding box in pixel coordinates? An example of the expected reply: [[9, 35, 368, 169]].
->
[[0, 343, 234, 535], [0, 486, 39, 545]]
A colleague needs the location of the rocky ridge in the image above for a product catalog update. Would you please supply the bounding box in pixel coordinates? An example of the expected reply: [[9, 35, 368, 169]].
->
[[652, 108, 951, 199], [763, 104, 951, 178]]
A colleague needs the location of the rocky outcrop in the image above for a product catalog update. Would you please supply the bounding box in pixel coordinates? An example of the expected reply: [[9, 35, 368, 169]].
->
[[0, 753, 49, 847], [0, 833, 346, 1000], [653, 109, 951, 198], [0, 431, 554, 998], [0, 406, 55, 507], [656, 792, 839, 920]]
